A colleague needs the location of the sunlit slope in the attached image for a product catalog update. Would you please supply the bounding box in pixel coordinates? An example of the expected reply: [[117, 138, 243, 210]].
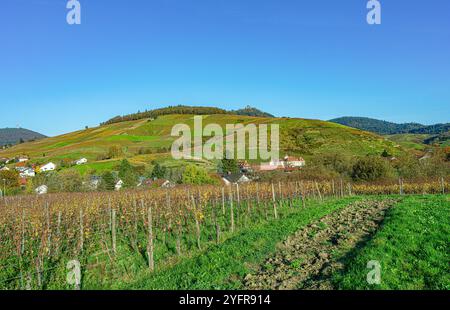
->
[[0, 114, 402, 168]]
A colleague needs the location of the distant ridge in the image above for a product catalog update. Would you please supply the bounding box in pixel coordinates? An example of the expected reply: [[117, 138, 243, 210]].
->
[[329, 117, 449, 135], [0, 128, 47, 146]]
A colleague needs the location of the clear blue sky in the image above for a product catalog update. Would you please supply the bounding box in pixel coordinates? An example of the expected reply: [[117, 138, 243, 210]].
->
[[0, 0, 449, 136]]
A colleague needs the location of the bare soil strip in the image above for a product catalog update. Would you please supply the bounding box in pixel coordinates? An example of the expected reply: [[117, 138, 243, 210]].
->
[[244, 198, 398, 290]]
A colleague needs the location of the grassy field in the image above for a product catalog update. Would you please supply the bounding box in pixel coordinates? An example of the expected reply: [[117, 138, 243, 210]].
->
[[332, 195, 449, 290]]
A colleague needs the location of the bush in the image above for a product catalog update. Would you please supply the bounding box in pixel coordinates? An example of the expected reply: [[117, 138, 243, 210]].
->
[[351, 156, 394, 181], [59, 169, 83, 192], [182, 165, 216, 185]]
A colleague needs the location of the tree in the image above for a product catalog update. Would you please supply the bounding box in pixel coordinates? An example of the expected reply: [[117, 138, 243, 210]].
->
[[381, 149, 391, 158], [100, 171, 116, 191], [59, 169, 83, 192], [118, 159, 138, 188], [151, 163, 167, 179], [0, 170, 20, 190], [107, 145, 123, 159], [219, 158, 239, 174], [182, 165, 215, 185]]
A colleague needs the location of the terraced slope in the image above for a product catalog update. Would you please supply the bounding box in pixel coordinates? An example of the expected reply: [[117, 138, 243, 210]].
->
[[0, 114, 402, 172]]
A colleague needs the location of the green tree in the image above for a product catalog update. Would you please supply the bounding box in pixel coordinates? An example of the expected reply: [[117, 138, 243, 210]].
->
[[100, 171, 116, 191], [151, 163, 167, 179], [219, 158, 239, 174], [118, 159, 138, 188], [182, 165, 215, 185]]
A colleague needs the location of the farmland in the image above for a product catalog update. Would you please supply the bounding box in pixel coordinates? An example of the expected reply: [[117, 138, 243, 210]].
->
[[0, 114, 403, 174], [0, 179, 448, 290]]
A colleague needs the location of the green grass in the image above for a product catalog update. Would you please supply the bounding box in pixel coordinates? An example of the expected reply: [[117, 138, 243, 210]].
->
[[117, 196, 362, 290], [332, 195, 450, 290], [72, 160, 120, 175]]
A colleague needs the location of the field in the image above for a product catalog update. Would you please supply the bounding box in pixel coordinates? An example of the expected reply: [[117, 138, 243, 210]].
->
[[0, 114, 403, 173], [0, 179, 448, 290]]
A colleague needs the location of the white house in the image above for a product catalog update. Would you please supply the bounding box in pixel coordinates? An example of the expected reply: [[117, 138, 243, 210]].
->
[[115, 179, 124, 191], [20, 168, 35, 178], [40, 162, 56, 172], [17, 156, 29, 163], [75, 158, 88, 165], [259, 160, 284, 171], [222, 173, 251, 186], [284, 155, 306, 168], [0, 166, 10, 171], [35, 185, 48, 195]]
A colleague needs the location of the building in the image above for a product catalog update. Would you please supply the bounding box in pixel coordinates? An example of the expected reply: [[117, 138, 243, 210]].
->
[[39, 162, 56, 172], [20, 168, 35, 178], [75, 158, 88, 165], [222, 173, 251, 186], [35, 185, 48, 195], [17, 156, 29, 163], [115, 179, 124, 191], [142, 178, 175, 189], [0, 166, 10, 171], [283, 155, 306, 168], [259, 160, 285, 171]]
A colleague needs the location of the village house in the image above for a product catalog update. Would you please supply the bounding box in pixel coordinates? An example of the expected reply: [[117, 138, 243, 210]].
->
[[75, 158, 88, 165], [222, 173, 251, 186], [283, 155, 306, 168], [39, 162, 56, 172], [115, 179, 124, 191], [259, 159, 285, 171], [20, 168, 35, 178], [142, 178, 175, 189], [17, 156, 29, 163], [35, 185, 48, 195], [0, 166, 10, 171]]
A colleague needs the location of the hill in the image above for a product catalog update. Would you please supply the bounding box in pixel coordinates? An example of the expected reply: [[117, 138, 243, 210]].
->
[[330, 117, 449, 148], [101, 105, 274, 126], [329, 117, 425, 135], [0, 128, 47, 147], [0, 114, 403, 174]]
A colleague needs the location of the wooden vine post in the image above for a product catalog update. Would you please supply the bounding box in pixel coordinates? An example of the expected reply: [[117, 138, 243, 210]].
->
[[315, 181, 323, 202], [111, 208, 117, 256], [229, 190, 235, 233], [191, 195, 202, 250], [146, 203, 154, 271], [271, 183, 278, 219]]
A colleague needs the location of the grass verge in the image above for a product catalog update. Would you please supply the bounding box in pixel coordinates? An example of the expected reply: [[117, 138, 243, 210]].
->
[[332, 195, 450, 290]]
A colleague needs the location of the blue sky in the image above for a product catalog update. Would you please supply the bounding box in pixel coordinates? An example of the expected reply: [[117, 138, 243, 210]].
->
[[0, 0, 449, 136]]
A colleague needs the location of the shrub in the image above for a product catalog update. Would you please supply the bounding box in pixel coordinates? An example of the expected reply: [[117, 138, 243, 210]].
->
[[351, 156, 394, 181], [182, 165, 216, 185]]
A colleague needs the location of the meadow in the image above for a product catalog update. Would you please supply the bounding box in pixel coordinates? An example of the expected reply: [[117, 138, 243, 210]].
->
[[0, 179, 448, 290]]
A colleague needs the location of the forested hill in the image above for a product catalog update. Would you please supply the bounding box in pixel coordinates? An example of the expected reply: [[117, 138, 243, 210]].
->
[[0, 128, 47, 146], [329, 117, 449, 135], [102, 105, 274, 125]]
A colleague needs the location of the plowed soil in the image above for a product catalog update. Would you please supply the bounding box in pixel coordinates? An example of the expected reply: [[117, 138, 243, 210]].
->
[[244, 198, 397, 290]]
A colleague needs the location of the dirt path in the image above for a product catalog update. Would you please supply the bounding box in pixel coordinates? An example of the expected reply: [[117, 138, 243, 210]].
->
[[244, 198, 397, 290]]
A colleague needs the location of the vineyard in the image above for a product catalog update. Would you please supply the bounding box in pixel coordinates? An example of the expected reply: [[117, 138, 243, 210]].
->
[[0, 178, 448, 290]]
